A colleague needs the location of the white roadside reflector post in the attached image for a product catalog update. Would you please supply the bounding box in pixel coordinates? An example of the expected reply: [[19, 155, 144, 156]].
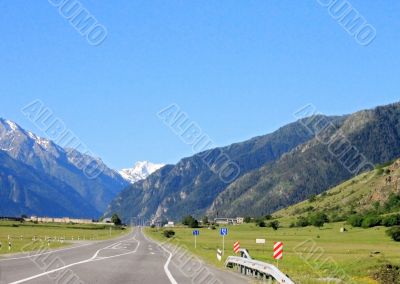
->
[[217, 249, 222, 261]]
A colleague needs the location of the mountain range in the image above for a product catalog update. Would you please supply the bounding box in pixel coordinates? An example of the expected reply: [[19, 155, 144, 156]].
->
[[2, 102, 400, 223], [0, 119, 128, 218], [106, 102, 400, 222]]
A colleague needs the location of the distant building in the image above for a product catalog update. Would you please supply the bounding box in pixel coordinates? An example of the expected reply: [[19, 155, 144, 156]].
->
[[164, 221, 175, 228], [102, 218, 112, 223], [214, 217, 244, 225], [29, 216, 93, 224]]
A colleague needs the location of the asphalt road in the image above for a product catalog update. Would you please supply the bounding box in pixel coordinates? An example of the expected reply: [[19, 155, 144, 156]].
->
[[0, 228, 250, 284]]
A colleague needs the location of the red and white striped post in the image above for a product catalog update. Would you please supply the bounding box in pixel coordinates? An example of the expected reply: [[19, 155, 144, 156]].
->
[[273, 242, 283, 268], [233, 241, 240, 254]]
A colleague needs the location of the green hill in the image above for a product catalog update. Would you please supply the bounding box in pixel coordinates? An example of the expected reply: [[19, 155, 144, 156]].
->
[[273, 159, 400, 223]]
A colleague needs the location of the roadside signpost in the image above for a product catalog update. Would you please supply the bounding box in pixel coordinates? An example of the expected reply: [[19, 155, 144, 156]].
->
[[273, 242, 283, 268], [220, 228, 228, 255], [233, 241, 240, 254], [256, 238, 266, 253], [193, 230, 199, 248]]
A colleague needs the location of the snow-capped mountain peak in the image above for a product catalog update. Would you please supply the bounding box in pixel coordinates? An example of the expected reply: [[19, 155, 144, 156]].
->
[[119, 161, 164, 184]]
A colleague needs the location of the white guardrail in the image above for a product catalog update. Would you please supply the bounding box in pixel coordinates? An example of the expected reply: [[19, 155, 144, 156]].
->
[[225, 255, 295, 284]]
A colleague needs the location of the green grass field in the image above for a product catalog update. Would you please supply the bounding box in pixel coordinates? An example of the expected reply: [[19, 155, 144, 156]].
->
[[0, 221, 128, 256], [145, 222, 400, 284]]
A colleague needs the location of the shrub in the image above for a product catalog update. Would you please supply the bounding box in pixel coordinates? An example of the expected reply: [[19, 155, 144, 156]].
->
[[265, 214, 272, 220], [182, 215, 199, 228], [309, 213, 328, 228], [111, 214, 122, 226], [150, 224, 156, 228], [347, 214, 364, 227], [163, 230, 175, 238], [255, 219, 266, 227], [269, 220, 280, 230], [308, 195, 317, 203], [382, 215, 400, 227], [244, 217, 252, 223], [361, 215, 381, 228], [296, 216, 309, 227], [386, 226, 400, 242]]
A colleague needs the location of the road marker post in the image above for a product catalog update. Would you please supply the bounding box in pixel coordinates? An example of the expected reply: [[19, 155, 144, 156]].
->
[[220, 228, 228, 256], [192, 230, 200, 249], [217, 249, 222, 261], [233, 241, 240, 254], [8, 241, 11, 251], [273, 242, 283, 268]]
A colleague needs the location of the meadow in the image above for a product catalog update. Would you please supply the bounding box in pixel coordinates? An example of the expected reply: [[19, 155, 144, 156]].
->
[[145, 222, 400, 284], [0, 220, 128, 256]]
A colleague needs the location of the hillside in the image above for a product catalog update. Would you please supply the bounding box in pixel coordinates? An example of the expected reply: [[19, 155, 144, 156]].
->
[[274, 159, 400, 220], [208, 103, 400, 217]]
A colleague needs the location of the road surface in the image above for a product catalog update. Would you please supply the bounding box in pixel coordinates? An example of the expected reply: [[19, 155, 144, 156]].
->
[[0, 228, 250, 284]]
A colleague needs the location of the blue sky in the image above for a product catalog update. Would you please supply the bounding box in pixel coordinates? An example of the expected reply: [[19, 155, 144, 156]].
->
[[1, 1, 399, 169]]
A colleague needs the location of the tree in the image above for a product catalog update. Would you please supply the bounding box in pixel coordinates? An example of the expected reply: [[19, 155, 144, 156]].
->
[[269, 220, 280, 230], [296, 216, 309, 227], [361, 215, 381, 228], [182, 215, 199, 228], [309, 212, 328, 228], [244, 217, 252, 223], [265, 214, 272, 220], [347, 214, 363, 227], [255, 219, 266, 227], [202, 216, 209, 225], [111, 214, 122, 226], [386, 226, 400, 242], [382, 214, 400, 227]]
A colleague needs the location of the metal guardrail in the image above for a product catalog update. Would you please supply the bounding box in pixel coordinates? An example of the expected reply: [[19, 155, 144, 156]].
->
[[225, 255, 295, 284]]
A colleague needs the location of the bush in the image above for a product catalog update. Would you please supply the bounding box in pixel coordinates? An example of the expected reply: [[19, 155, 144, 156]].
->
[[309, 213, 328, 228], [296, 216, 309, 227], [111, 214, 122, 226], [182, 215, 199, 228], [244, 217, 252, 223], [382, 215, 400, 227], [265, 214, 272, 220], [384, 194, 400, 212], [268, 220, 280, 230], [347, 214, 364, 227], [163, 230, 175, 238], [308, 194, 317, 203], [255, 219, 266, 227], [386, 226, 400, 242], [361, 215, 381, 228]]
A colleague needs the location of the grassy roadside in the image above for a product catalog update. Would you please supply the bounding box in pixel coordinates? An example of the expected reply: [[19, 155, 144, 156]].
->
[[0, 221, 129, 256], [144, 222, 400, 284]]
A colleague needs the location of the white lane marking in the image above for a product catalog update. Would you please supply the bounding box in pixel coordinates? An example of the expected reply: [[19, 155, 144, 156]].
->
[[0, 243, 91, 262], [140, 228, 178, 284], [0, 228, 134, 262], [9, 233, 140, 284]]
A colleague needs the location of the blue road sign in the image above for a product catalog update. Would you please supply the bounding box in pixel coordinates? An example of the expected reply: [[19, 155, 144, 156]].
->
[[193, 230, 200, 236], [220, 228, 228, 236]]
